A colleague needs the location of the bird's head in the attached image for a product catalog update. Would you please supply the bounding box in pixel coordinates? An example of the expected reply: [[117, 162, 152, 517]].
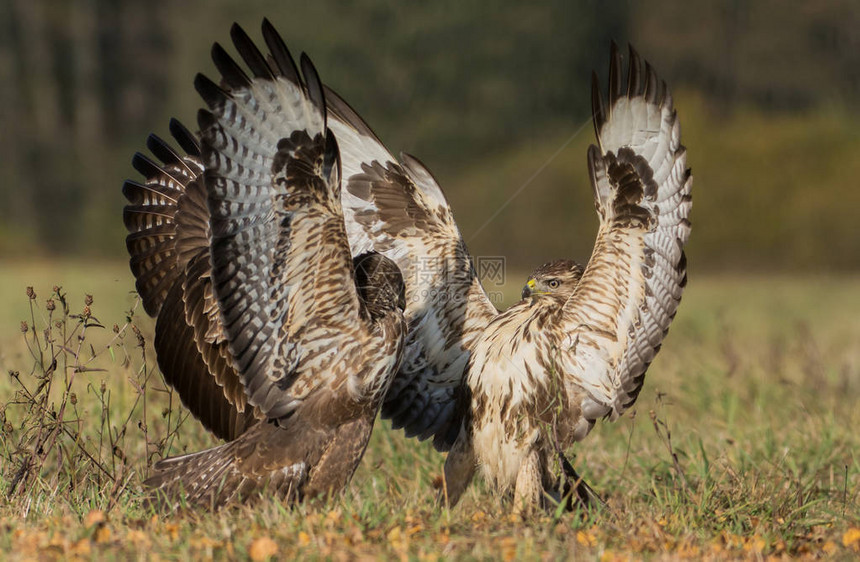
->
[[521, 259, 585, 300], [354, 252, 407, 316]]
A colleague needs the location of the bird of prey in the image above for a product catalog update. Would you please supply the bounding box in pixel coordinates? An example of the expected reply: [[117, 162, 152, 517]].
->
[[124, 18, 690, 513], [122, 21, 407, 508], [440, 45, 692, 511], [331, 40, 691, 511]]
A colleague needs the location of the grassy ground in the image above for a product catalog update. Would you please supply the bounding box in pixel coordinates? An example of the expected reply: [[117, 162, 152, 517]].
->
[[0, 259, 858, 560]]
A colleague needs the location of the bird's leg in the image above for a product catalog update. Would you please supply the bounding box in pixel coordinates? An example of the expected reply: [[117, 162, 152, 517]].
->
[[440, 428, 476, 508], [547, 415, 605, 512], [513, 448, 544, 515], [557, 449, 606, 511], [305, 416, 374, 500]]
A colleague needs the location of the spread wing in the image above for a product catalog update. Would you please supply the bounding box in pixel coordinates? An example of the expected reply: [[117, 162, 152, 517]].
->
[[123, 120, 257, 441], [197, 21, 366, 421], [559, 43, 692, 423], [128, 20, 495, 447], [328, 88, 498, 450]]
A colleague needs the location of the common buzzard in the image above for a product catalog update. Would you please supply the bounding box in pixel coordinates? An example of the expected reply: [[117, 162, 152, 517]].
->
[[441, 44, 692, 511], [124, 20, 691, 513], [328, 41, 691, 511], [123, 22, 407, 508]]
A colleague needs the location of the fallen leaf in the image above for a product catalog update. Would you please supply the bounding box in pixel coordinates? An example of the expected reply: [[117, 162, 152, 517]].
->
[[577, 530, 597, 548], [127, 529, 150, 548], [325, 509, 343, 527], [94, 526, 111, 544], [743, 534, 765, 553], [500, 536, 517, 561], [164, 523, 180, 541], [249, 537, 278, 561], [844, 527, 860, 551], [434, 531, 450, 546], [70, 538, 91, 556], [387, 526, 407, 551], [84, 510, 105, 528]]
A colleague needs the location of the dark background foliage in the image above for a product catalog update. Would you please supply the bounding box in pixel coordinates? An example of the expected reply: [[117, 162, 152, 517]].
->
[[1, 0, 858, 273]]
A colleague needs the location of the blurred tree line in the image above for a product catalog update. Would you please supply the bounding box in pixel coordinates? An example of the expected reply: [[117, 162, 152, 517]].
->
[[0, 0, 858, 272]]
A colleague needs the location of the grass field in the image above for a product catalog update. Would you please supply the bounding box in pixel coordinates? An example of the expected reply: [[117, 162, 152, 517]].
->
[[0, 259, 858, 560]]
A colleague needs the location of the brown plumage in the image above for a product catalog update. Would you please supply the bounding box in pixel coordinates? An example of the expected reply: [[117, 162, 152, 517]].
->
[[125, 21, 690, 514], [124, 21, 406, 508], [441, 43, 692, 512]]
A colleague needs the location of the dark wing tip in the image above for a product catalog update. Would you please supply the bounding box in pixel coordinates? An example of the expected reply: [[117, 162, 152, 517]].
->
[[196, 108, 218, 134], [586, 144, 604, 203], [262, 18, 301, 85], [627, 44, 644, 98], [121, 179, 143, 203], [211, 41, 251, 90], [323, 85, 385, 144], [591, 69, 606, 142], [643, 61, 660, 105], [299, 53, 326, 120], [146, 133, 181, 167], [131, 152, 161, 180], [608, 40, 623, 106], [194, 73, 228, 110], [323, 128, 341, 188], [230, 22, 273, 80], [169, 119, 201, 157]]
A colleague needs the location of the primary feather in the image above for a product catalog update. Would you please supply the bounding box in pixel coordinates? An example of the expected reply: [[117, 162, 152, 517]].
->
[[443, 42, 692, 512], [124, 21, 406, 508]]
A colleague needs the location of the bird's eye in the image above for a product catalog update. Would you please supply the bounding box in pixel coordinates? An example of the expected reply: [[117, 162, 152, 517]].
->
[[548, 279, 560, 289]]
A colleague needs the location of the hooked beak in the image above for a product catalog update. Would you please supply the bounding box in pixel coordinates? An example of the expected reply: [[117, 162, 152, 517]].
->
[[521, 278, 536, 300]]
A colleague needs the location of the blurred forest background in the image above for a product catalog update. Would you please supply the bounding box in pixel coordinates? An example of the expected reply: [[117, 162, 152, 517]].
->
[[1, 0, 858, 274]]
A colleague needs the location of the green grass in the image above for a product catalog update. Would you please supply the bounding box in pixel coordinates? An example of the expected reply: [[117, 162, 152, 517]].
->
[[0, 260, 858, 560]]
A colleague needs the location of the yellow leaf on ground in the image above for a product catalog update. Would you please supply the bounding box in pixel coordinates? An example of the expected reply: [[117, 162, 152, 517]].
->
[[500, 536, 518, 562], [743, 535, 765, 553], [94, 526, 111, 544], [325, 509, 342, 526], [249, 537, 278, 561], [70, 538, 91, 556], [297, 531, 311, 547], [164, 523, 180, 541], [577, 530, 597, 547], [387, 526, 408, 552], [843, 528, 860, 551], [127, 529, 150, 548], [83, 510, 105, 528]]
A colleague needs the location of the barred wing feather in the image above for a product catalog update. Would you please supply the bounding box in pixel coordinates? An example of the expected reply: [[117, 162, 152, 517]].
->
[[198, 22, 363, 421], [560, 44, 692, 424], [330, 91, 497, 449], [123, 120, 257, 441]]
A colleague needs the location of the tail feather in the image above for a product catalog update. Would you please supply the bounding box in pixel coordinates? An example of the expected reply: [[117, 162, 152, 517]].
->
[[144, 440, 307, 510]]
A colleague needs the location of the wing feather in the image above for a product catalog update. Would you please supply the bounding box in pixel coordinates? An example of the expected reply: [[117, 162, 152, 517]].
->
[[324, 85, 497, 450], [123, 121, 259, 440], [198, 24, 365, 422], [560, 43, 692, 423]]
